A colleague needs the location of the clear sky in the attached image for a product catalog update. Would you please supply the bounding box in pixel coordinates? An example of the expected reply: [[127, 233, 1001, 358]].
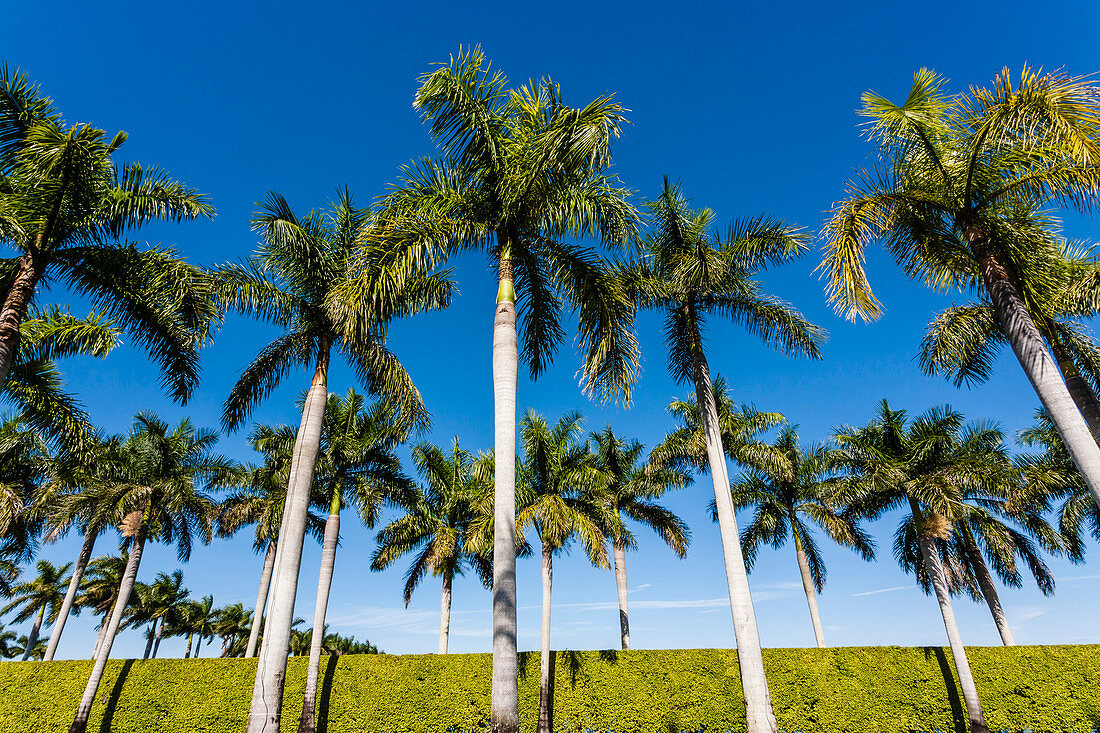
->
[[4, 0, 1099, 658]]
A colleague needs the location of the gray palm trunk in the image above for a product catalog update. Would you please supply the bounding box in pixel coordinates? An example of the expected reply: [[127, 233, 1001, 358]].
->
[[185, 633, 194, 658], [143, 621, 156, 659], [1049, 337, 1100, 442], [298, 507, 340, 733], [45, 530, 97, 661], [69, 523, 147, 733], [151, 621, 165, 659], [691, 349, 778, 733], [246, 540, 278, 658], [246, 354, 329, 733], [612, 539, 630, 650], [963, 538, 1015, 646], [914, 523, 989, 733], [490, 276, 520, 733], [791, 527, 825, 648], [20, 603, 45, 661], [91, 615, 110, 659], [969, 228, 1100, 511], [438, 572, 453, 654], [537, 543, 555, 733]]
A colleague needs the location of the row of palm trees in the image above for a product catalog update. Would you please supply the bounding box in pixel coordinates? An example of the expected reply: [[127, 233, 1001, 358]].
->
[[3, 50, 1100, 733]]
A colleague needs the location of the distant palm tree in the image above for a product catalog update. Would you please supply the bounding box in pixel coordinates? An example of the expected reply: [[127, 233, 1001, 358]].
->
[[589, 426, 689, 650], [214, 189, 449, 733], [0, 629, 19, 658], [213, 602, 253, 658], [165, 594, 215, 658], [0, 558, 71, 660], [0, 65, 216, 398], [16, 633, 46, 660], [128, 570, 189, 659], [371, 437, 494, 654], [723, 427, 873, 647], [517, 411, 614, 733], [0, 416, 49, 568], [69, 413, 236, 733], [837, 401, 1001, 733], [75, 553, 126, 658]]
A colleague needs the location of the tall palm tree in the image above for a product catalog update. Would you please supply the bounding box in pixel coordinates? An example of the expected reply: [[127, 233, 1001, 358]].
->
[[217, 424, 324, 659], [0, 65, 217, 398], [297, 390, 412, 733], [128, 570, 189, 659], [0, 558, 71, 660], [723, 427, 873, 648], [516, 411, 613, 733], [75, 553, 126, 658], [371, 437, 493, 654], [821, 67, 1100, 515], [214, 189, 449, 733], [589, 426, 689, 650], [383, 47, 640, 733], [836, 401, 1003, 733], [624, 180, 824, 733], [68, 413, 236, 733]]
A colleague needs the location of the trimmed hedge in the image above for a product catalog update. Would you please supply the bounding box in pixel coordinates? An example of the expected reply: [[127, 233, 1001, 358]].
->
[[5, 646, 1099, 732]]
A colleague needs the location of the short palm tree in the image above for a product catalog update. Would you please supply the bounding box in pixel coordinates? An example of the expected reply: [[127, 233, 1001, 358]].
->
[[16, 632, 46, 660], [821, 67, 1100, 515], [516, 411, 614, 733], [836, 401, 1002, 733], [213, 602, 253, 658], [128, 570, 189, 659], [214, 189, 449, 733], [724, 426, 873, 648], [383, 48, 640, 733], [165, 594, 215, 658], [625, 180, 824, 733], [371, 438, 493, 654], [69, 413, 236, 733], [0, 65, 217, 399], [297, 390, 412, 733], [0, 629, 19, 658], [0, 558, 71, 660], [589, 426, 689, 650]]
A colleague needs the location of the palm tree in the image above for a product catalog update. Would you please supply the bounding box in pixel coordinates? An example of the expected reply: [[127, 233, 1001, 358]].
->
[[624, 180, 824, 733], [69, 413, 235, 733], [16, 632, 45, 660], [297, 390, 412, 733], [724, 426, 873, 648], [836, 401, 1003, 733], [214, 189, 449, 733], [0, 558, 71, 660], [213, 602, 253, 658], [129, 570, 189, 659], [0, 65, 217, 398], [0, 629, 19, 658], [589, 426, 689, 650], [75, 553, 126, 658], [821, 67, 1100, 515], [217, 424, 324, 659], [371, 437, 494, 654], [0, 416, 50, 567], [383, 47, 640, 733], [165, 594, 215, 658], [516, 411, 613, 733]]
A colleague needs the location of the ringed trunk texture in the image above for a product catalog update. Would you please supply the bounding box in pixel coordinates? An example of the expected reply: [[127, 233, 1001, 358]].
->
[[246, 352, 329, 733], [246, 540, 278, 658], [0, 253, 43, 388], [613, 539, 630, 650], [1050, 338, 1100, 443], [438, 572, 452, 654], [69, 524, 147, 733], [966, 541, 1015, 646], [46, 530, 96, 660], [792, 528, 825, 648], [691, 349, 778, 733], [298, 510, 340, 733], [969, 227, 1100, 512], [490, 284, 519, 733], [912, 509, 988, 733], [537, 543, 555, 733], [21, 603, 45, 661]]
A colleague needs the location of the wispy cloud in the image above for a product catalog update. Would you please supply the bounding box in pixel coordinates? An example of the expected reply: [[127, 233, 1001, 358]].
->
[[1009, 606, 1048, 623], [628, 583, 653, 594], [850, 585, 907, 597], [1059, 573, 1100, 582]]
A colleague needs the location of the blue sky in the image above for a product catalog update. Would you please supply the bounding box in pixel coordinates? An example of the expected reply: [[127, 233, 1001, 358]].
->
[[4, 0, 1100, 658]]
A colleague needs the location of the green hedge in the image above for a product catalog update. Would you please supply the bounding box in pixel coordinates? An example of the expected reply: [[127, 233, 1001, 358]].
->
[[4, 646, 1098, 732]]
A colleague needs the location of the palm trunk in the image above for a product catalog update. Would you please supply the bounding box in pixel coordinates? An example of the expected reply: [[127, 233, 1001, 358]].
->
[[491, 249, 520, 733], [537, 542, 554, 733], [1049, 336, 1100, 443], [911, 503, 989, 733], [246, 348, 329, 733], [185, 633, 194, 658], [691, 346, 778, 733], [91, 614, 109, 659], [45, 530, 97, 661], [613, 539, 630, 651], [143, 621, 156, 660], [0, 253, 44, 388], [246, 540, 278, 658], [438, 571, 452, 654], [69, 522, 147, 733], [792, 526, 825, 648], [195, 635, 202, 658], [968, 227, 1100, 512], [298, 503, 340, 733], [964, 537, 1015, 646], [152, 620, 165, 658], [21, 602, 46, 661]]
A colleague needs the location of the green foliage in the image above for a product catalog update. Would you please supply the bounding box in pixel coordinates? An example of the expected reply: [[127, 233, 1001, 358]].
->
[[2, 646, 1097, 732]]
